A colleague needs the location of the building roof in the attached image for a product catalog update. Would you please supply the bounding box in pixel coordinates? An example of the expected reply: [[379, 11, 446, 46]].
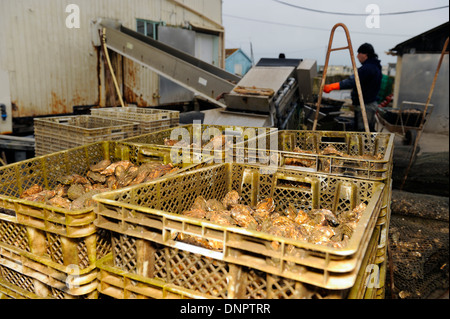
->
[[225, 48, 239, 58], [389, 21, 449, 56]]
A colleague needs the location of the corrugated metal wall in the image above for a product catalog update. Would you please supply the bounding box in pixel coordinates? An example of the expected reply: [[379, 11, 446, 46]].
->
[[0, 0, 222, 118]]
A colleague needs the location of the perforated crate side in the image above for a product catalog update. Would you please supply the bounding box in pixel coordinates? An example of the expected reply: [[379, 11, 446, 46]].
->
[[1, 141, 201, 237], [91, 107, 177, 122], [94, 162, 386, 290], [0, 229, 109, 283], [91, 107, 180, 135], [1, 141, 205, 280], [97, 223, 382, 299]]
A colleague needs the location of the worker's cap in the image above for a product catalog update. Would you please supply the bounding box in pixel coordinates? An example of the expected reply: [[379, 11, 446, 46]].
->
[[357, 43, 375, 56]]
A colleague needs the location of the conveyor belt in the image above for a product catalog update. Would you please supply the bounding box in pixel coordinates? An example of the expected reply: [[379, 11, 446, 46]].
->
[[100, 23, 239, 108]]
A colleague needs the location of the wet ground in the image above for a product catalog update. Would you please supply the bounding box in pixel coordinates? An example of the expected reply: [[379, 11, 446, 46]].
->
[[387, 132, 449, 299]]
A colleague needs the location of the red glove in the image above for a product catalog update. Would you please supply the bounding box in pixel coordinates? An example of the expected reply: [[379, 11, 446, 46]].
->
[[323, 82, 340, 93]]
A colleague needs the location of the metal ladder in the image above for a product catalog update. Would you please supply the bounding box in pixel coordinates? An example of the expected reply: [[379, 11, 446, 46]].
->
[[312, 23, 369, 132]]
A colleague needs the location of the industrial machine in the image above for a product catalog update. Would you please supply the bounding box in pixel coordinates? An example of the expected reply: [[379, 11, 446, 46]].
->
[[96, 19, 317, 129]]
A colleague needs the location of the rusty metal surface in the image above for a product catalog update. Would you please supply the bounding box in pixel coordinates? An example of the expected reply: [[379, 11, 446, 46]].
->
[[0, 0, 223, 118]]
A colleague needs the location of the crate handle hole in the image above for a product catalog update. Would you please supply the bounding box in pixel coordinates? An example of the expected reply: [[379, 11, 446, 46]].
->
[[276, 178, 312, 191]]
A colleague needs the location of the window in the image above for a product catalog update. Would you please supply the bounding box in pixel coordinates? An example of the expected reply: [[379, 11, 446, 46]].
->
[[136, 19, 160, 39]]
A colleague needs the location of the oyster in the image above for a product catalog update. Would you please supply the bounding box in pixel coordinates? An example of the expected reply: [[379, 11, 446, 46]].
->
[[86, 171, 106, 183], [171, 190, 363, 251], [338, 203, 366, 224], [57, 174, 89, 185], [294, 208, 310, 225], [309, 225, 335, 244], [67, 184, 85, 201], [129, 163, 157, 185], [231, 204, 258, 229], [207, 210, 236, 226], [100, 160, 133, 175], [203, 135, 226, 150], [285, 204, 297, 221], [117, 166, 139, 187], [182, 208, 207, 219], [20, 184, 43, 198], [89, 159, 111, 172], [19, 159, 179, 212], [206, 199, 226, 212], [222, 190, 240, 209], [191, 196, 208, 211], [320, 145, 345, 157], [164, 138, 189, 147], [144, 163, 177, 182], [253, 198, 275, 223], [23, 189, 56, 202], [70, 189, 105, 210], [54, 184, 69, 197], [284, 157, 315, 168], [48, 196, 71, 209]]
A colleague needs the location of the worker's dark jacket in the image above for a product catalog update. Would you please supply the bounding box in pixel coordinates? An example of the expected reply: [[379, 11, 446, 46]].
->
[[339, 57, 382, 105]]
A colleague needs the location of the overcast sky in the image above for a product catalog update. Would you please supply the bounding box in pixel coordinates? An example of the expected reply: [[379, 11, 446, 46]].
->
[[222, 0, 449, 67]]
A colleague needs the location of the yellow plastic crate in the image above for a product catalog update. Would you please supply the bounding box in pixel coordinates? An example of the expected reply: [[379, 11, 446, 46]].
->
[[96, 224, 383, 299], [239, 130, 395, 181], [0, 141, 206, 294], [121, 124, 277, 163], [0, 256, 98, 299], [94, 162, 386, 290], [34, 115, 140, 156], [91, 106, 179, 134]]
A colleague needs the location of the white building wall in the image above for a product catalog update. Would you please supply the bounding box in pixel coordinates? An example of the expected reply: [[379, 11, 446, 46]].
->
[[0, 0, 222, 118]]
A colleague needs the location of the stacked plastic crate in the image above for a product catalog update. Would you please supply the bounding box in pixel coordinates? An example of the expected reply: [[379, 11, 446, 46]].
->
[[238, 129, 394, 298], [90, 106, 180, 135], [34, 115, 140, 156], [0, 141, 205, 299], [93, 126, 394, 299]]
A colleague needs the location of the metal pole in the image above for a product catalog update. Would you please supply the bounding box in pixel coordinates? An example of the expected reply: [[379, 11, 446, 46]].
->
[[101, 28, 125, 107], [400, 37, 449, 189]]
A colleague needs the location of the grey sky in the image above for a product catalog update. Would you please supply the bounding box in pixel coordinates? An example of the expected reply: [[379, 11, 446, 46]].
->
[[222, 0, 449, 67]]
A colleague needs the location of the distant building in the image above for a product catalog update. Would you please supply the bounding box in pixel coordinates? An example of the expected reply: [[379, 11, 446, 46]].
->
[[388, 21, 449, 134], [225, 48, 252, 76]]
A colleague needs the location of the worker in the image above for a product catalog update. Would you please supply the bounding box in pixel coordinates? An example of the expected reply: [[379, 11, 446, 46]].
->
[[323, 43, 382, 131]]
